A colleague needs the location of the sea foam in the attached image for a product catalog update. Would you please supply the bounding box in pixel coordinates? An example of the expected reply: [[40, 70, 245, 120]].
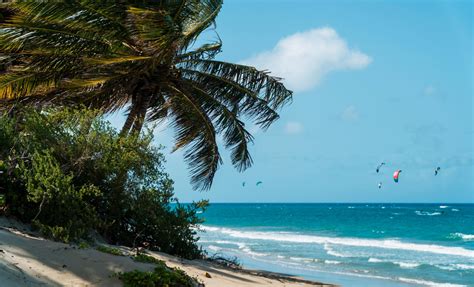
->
[[368, 258, 420, 269], [398, 277, 466, 287], [415, 211, 441, 216], [200, 226, 474, 258], [449, 233, 474, 241]]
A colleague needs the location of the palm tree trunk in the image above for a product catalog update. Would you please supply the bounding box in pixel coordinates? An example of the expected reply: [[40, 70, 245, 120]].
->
[[131, 97, 150, 135], [120, 97, 141, 136]]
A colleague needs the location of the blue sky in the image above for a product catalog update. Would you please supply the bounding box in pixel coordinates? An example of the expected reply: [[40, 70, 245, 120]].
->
[[113, 0, 473, 203]]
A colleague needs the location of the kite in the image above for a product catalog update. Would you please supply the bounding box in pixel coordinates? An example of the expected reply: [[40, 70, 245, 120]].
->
[[434, 167, 441, 176], [393, 170, 402, 183], [376, 162, 386, 173]]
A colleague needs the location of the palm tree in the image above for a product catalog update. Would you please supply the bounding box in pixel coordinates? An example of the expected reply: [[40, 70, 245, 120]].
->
[[0, 1, 292, 190]]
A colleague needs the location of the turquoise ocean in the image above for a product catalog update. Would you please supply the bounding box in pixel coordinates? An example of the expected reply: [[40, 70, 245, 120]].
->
[[197, 204, 474, 287]]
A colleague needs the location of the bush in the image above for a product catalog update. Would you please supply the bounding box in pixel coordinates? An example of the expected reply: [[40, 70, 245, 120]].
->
[[97, 245, 124, 256], [133, 254, 164, 264], [118, 261, 199, 287], [0, 107, 207, 259]]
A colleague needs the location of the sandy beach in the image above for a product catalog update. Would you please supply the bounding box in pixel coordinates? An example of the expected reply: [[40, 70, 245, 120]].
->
[[0, 217, 333, 287]]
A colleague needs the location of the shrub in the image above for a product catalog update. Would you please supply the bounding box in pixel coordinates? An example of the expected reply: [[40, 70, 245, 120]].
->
[[0, 107, 207, 259], [133, 254, 164, 264], [97, 245, 124, 256], [118, 261, 199, 287]]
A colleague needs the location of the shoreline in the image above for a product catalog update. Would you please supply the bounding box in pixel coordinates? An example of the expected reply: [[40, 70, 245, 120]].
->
[[0, 217, 334, 287]]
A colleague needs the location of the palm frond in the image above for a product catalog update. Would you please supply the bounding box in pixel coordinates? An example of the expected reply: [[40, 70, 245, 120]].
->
[[179, 0, 222, 47], [181, 79, 254, 171], [179, 41, 221, 61], [180, 59, 293, 110], [166, 83, 221, 190], [180, 67, 281, 129], [10, 1, 128, 43], [0, 72, 58, 100]]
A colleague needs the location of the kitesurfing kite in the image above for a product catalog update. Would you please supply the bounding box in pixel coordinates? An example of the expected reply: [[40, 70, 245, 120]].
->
[[256, 181, 263, 186], [242, 182, 246, 187], [393, 170, 402, 183], [434, 167, 441, 176], [376, 162, 386, 173], [378, 182, 382, 189]]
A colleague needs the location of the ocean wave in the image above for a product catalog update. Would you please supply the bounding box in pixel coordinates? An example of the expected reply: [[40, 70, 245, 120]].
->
[[214, 240, 247, 249], [440, 205, 449, 209], [394, 262, 420, 269], [241, 247, 268, 257], [368, 257, 383, 263], [217, 240, 268, 257], [436, 264, 474, 271], [415, 211, 441, 216], [454, 264, 474, 270], [452, 209, 460, 212], [323, 244, 351, 258], [289, 256, 314, 263], [207, 245, 222, 252], [200, 226, 474, 258], [324, 260, 341, 265], [255, 254, 468, 287], [449, 233, 474, 241], [398, 277, 466, 287], [368, 258, 419, 269], [203, 238, 267, 257]]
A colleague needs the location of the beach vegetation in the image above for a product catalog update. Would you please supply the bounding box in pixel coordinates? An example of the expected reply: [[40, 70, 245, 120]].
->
[[97, 245, 124, 256], [133, 254, 165, 265], [0, 108, 206, 259], [118, 260, 199, 287]]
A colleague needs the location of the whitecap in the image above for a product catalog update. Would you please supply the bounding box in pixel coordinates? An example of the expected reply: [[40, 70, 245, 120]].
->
[[241, 247, 267, 257], [207, 245, 222, 251], [452, 264, 474, 270], [368, 258, 383, 263], [415, 211, 441, 216], [215, 240, 248, 249], [324, 260, 341, 265], [452, 209, 460, 212], [398, 277, 466, 287], [439, 205, 449, 209], [289, 256, 313, 262], [394, 262, 420, 269], [449, 233, 474, 241], [436, 264, 474, 271], [200, 225, 474, 258], [369, 258, 419, 268], [323, 244, 351, 258]]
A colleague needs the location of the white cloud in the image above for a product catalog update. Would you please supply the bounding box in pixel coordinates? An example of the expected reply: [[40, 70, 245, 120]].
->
[[341, 105, 359, 121], [241, 27, 372, 92], [284, 121, 304, 134]]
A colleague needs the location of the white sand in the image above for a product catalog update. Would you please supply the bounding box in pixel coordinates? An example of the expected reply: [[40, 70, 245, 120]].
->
[[0, 218, 333, 287]]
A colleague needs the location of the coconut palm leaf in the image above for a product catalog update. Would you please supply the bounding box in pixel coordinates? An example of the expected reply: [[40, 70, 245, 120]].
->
[[0, 0, 292, 190]]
